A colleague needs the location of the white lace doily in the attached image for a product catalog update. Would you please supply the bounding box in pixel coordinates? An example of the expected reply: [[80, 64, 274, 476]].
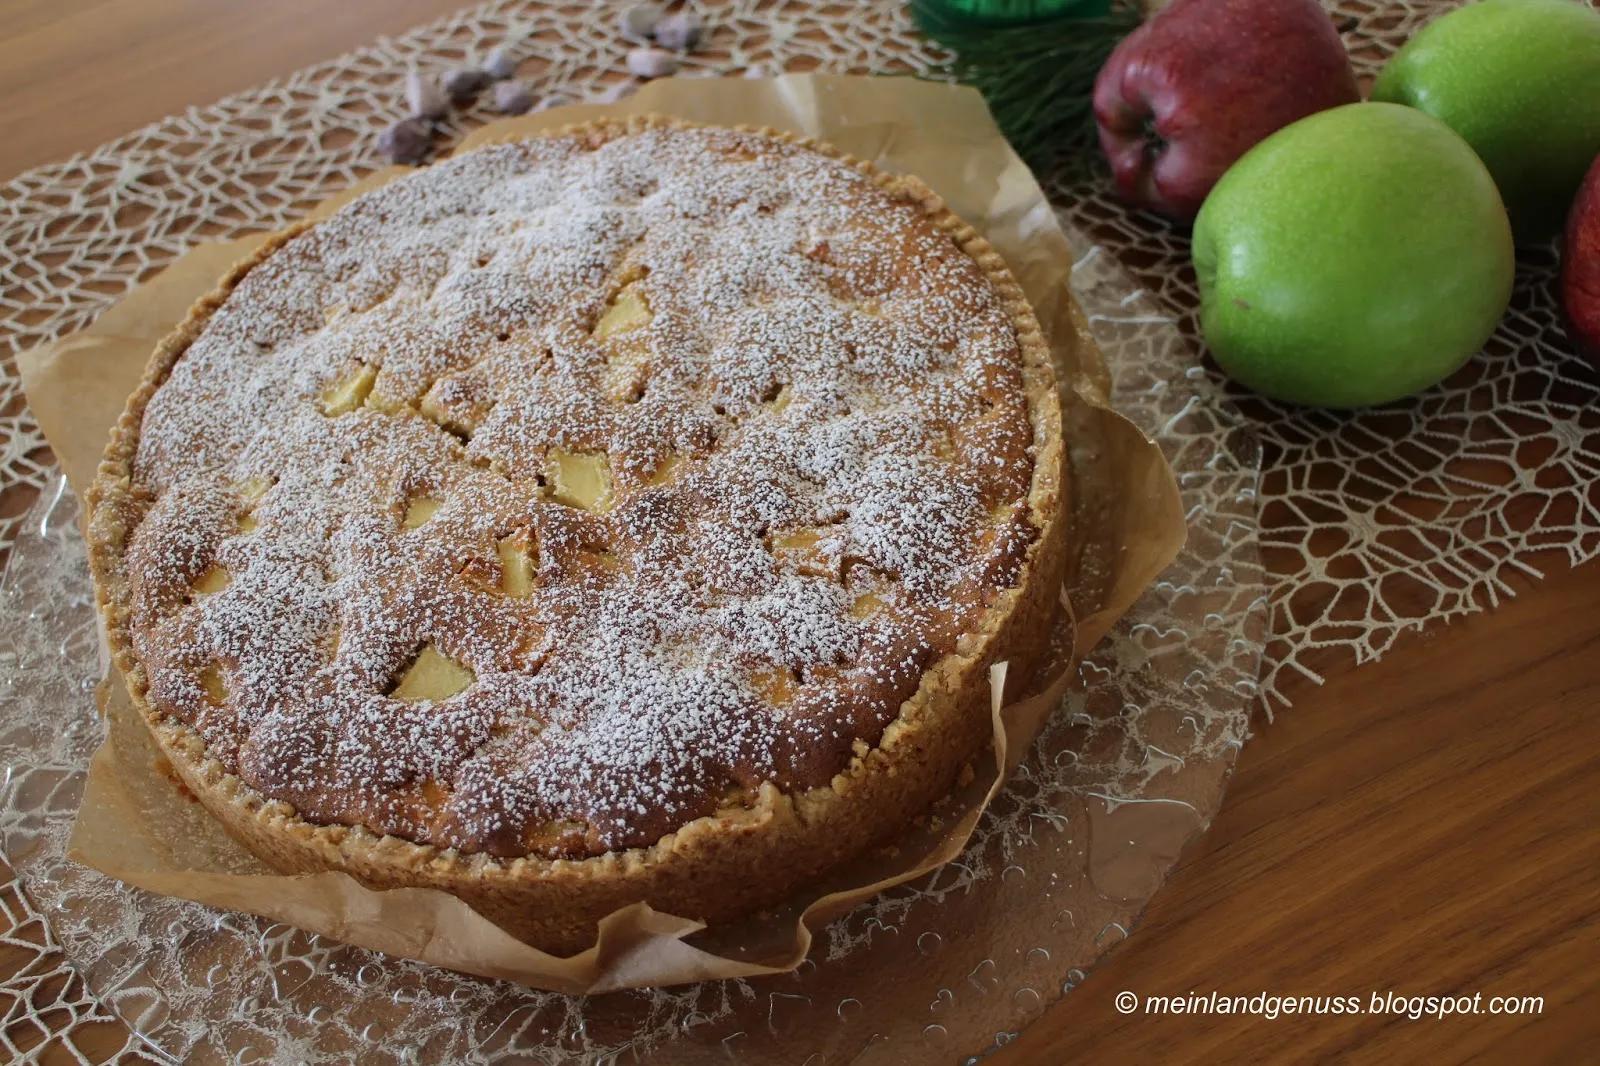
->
[[0, 0, 1590, 1060], [2, 0, 1588, 708]]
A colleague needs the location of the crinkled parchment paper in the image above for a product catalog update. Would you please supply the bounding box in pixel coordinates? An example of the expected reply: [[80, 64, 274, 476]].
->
[[17, 74, 1183, 993]]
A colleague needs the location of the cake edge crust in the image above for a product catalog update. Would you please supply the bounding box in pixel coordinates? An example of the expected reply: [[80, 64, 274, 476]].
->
[[84, 114, 1072, 957]]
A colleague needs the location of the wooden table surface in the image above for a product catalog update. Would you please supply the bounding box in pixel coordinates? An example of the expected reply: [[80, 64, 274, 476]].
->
[[3, 2, 1596, 1063]]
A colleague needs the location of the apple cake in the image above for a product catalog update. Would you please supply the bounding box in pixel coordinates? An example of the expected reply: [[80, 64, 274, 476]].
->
[[87, 116, 1068, 956]]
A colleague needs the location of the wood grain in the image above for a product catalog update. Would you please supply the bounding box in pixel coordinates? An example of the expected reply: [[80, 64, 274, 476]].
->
[[3, 3, 1597, 1063], [0, 0, 460, 178], [1006, 550, 1600, 1064]]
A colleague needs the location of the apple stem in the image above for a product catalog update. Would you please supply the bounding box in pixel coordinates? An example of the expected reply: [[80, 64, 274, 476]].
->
[[1141, 115, 1165, 160]]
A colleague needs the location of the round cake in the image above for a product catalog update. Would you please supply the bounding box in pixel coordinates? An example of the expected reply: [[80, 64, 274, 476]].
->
[[87, 116, 1069, 955]]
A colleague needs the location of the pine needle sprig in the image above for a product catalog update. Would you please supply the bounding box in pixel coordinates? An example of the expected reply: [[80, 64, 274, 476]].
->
[[924, 4, 1143, 180]]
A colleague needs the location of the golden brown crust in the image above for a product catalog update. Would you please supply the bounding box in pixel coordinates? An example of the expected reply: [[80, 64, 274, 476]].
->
[[87, 115, 1069, 955]]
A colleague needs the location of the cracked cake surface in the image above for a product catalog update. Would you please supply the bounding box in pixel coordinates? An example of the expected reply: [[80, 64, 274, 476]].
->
[[88, 117, 1067, 946]]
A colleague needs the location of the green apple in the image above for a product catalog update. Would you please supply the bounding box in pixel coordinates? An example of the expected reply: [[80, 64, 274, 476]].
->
[[1192, 103, 1513, 409], [1373, 0, 1600, 242]]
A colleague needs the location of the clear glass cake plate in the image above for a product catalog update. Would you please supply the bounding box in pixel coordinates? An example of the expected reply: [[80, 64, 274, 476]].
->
[[0, 221, 1265, 1064]]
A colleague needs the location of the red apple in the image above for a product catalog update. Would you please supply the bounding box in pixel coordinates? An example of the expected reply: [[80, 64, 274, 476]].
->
[[1563, 154, 1600, 362], [1093, 0, 1360, 221]]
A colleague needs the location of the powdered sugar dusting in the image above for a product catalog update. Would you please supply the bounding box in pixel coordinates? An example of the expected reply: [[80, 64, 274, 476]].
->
[[118, 122, 1042, 857]]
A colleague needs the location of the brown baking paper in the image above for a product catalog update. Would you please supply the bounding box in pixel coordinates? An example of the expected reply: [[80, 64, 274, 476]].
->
[[17, 74, 1183, 993]]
